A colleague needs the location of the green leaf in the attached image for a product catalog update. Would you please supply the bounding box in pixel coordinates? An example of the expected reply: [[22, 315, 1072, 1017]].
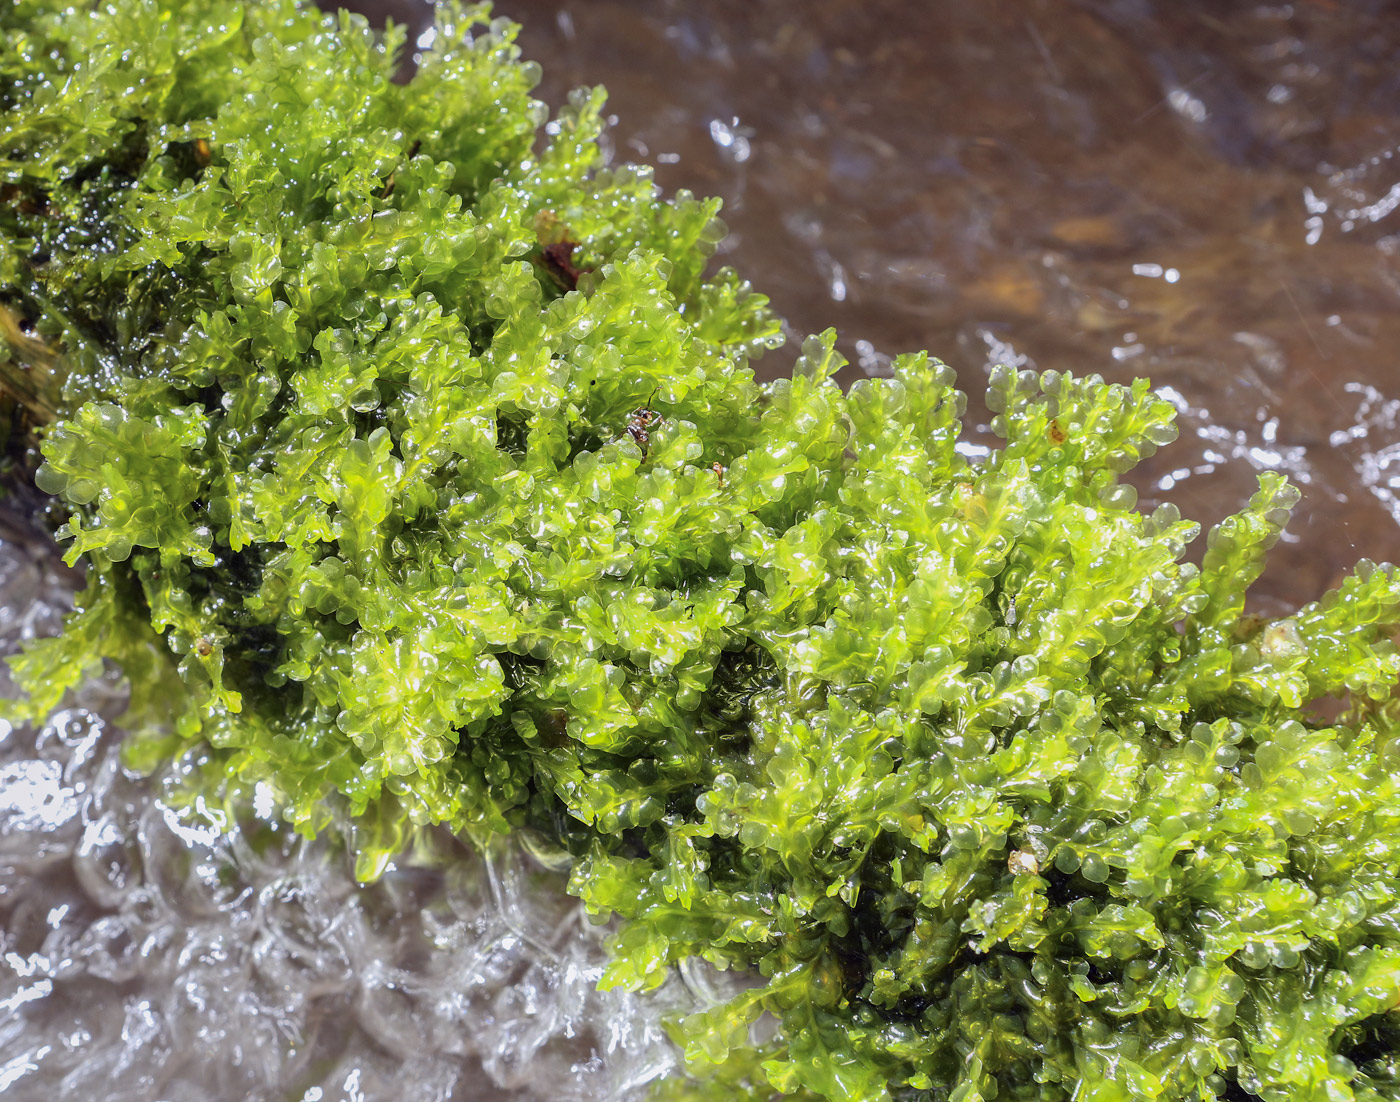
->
[[4, 5, 1400, 1102]]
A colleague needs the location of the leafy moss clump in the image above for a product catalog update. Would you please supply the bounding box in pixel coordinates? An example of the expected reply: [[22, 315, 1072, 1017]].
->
[[4, 3, 1400, 1100]]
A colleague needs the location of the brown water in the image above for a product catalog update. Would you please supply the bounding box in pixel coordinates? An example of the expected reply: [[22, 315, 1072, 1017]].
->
[[3, 2, 1400, 1099], [488, 0, 1400, 612]]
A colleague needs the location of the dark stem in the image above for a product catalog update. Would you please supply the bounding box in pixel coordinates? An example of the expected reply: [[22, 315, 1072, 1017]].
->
[[0, 301, 62, 434]]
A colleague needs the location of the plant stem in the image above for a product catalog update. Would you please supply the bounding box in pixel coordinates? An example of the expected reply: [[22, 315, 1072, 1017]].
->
[[0, 301, 62, 437]]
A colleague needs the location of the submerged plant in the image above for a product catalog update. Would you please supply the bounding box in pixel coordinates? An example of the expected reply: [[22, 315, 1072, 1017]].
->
[[3, 2, 1400, 1100]]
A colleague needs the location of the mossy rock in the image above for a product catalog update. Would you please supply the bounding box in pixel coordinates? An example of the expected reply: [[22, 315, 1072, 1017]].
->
[[3, 3, 1400, 1100]]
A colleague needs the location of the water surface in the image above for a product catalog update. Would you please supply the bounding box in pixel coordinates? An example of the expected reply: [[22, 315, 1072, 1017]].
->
[[492, 0, 1400, 612]]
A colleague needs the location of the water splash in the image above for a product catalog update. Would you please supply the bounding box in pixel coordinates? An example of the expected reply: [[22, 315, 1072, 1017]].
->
[[0, 527, 699, 1102]]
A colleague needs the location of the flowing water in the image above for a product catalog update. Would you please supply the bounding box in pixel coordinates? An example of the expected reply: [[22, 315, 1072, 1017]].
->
[[0, 502, 708, 1101], [4, 1, 1400, 1099]]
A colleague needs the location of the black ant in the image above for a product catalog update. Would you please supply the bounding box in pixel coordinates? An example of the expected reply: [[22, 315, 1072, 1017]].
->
[[626, 407, 661, 458], [625, 400, 662, 459]]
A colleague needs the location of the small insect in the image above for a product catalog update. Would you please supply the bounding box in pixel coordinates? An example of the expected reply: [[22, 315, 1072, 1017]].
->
[[1048, 418, 1066, 445], [626, 405, 662, 458], [194, 138, 211, 166], [712, 461, 725, 486], [195, 637, 214, 658]]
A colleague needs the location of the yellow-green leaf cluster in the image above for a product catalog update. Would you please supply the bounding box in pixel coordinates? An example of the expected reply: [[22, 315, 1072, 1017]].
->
[[3, 4, 1399, 1101]]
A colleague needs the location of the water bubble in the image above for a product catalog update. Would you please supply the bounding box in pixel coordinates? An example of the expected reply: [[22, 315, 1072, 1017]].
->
[[0, 535, 695, 1100]]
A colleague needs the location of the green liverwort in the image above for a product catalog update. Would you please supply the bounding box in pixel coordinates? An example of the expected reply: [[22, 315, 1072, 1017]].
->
[[2, 3, 1399, 1100]]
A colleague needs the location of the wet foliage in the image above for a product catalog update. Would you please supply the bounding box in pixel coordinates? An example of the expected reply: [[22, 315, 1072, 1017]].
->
[[3, 3, 1400, 1100]]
